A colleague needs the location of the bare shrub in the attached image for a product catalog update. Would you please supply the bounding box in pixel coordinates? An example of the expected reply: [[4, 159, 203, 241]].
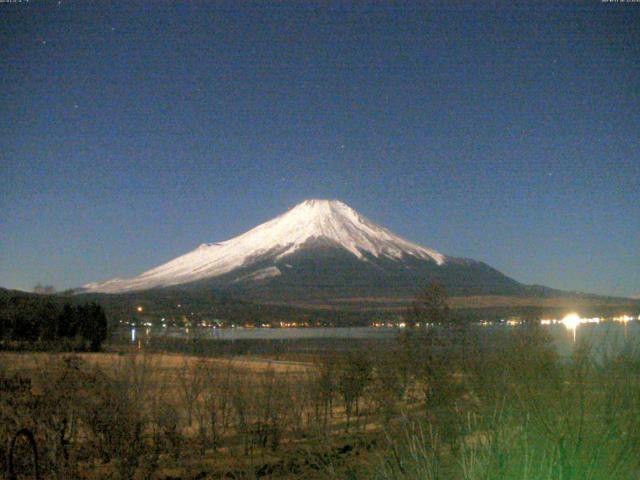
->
[[77, 354, 156, 480], [153, 400, 182, 461], [371, 350, 408, 426], [176, 357, 208, 427], [0, 363, 34, 476], [197, 361, 233, 453], [255, 367, 292, 452], [33, 355, 86, 479], [336, 350, 372, 432], [309, 352, 337, 435]]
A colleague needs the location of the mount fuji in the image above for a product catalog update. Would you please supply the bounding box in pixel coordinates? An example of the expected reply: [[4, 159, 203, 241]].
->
[[83, 199, 526, 301]]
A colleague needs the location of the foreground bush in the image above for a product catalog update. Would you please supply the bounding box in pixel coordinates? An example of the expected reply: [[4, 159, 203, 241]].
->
[[375, 326, 640, 480]]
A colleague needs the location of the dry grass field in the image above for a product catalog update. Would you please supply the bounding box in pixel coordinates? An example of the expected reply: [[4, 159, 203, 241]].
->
[[0, 351, 311, 375], [0, 346, 397, 479]]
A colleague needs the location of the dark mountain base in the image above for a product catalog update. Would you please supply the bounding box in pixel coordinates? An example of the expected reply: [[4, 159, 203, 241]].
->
[[185, 244, 528, 303]]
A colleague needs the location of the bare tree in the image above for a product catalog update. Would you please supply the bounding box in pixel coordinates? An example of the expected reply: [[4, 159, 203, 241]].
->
[[198, 361, 233, 452], [308, 352, 337, 436], [176, 357, 207, 427], [337, 351, 372, 432], [410, 282, 450, 325]]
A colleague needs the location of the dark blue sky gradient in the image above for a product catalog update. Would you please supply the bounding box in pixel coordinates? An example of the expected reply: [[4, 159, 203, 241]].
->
[[1, 2, 638, 296]]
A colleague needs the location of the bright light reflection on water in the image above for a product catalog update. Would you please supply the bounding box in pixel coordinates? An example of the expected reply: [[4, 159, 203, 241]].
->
[[119, 314, 639, 357], [120, 318, 637, 346]]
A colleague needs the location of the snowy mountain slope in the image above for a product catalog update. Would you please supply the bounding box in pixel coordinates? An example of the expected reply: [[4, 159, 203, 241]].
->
[[83, 199, 447, 294]]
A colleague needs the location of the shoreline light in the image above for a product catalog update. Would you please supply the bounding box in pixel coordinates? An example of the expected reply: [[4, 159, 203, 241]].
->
[[561, 313, 581, 331]]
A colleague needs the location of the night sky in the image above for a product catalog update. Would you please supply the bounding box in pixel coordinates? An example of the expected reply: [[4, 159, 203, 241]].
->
[[1, 2, 638, 297]]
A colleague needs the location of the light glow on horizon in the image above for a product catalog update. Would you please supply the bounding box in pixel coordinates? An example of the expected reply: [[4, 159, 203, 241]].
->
[[561, 313, 582, 331]]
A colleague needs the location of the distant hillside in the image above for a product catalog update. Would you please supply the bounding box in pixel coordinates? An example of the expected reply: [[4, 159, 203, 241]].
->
[[2, 287, 638, 328]]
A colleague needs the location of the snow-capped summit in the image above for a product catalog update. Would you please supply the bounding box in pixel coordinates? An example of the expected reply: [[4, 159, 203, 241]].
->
[[83, 199, 446, 293], [247, 199, 445, 263]]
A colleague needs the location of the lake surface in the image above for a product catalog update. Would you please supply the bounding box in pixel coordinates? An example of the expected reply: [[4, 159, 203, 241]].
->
[[127, 326, 396, 341], [121, 321, 640, 353]]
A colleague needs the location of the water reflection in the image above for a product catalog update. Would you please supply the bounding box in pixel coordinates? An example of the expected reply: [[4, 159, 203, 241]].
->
[[536, 312, 639, 343], [119, 317, 639, 346]]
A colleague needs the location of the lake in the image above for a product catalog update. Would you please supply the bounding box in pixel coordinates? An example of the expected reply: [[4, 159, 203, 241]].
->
[[120, 320, 640, 354]]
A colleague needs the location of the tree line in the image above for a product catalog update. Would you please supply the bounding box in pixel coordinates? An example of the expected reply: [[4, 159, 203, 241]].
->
[[0, 294, 108, 351]]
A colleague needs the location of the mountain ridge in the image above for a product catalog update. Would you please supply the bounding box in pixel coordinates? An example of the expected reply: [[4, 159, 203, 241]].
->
[[80, 199, 604, 304], [83, 199, 448, 294]]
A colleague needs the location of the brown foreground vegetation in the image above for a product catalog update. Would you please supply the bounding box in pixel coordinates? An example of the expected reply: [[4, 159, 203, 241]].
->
[[1, 341, 408, 479], [2, 324, 640, 479]]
